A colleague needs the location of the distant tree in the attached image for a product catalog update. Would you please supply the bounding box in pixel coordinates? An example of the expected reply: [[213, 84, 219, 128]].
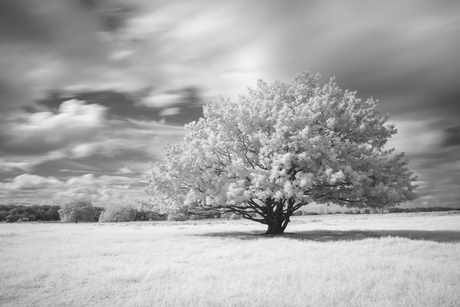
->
[[35, 210, 48, 221], [135, 199, 168, 220], [134, 209, 148, 221], [6, 214, 22, 222], [98, 202, 134, 223], [145, 71, 418, 234], [47, 206, 61, 221], [388, 207, 404, 213], [16, 206, 26, 215], [167, 213, 187, 221], [24, 207, 37, 216], [0, 210, 8, 221], [93, 206, 105, 222], [370, 208, 380, 214], [147, 211, 166, 221], [59, 199, 97, 222]]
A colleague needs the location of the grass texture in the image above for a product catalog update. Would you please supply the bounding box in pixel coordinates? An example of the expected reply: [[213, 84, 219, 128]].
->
[[1, 213, 460, 307]]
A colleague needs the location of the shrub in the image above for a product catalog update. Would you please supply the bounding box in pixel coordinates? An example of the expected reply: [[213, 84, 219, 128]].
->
[[228, 213, 241, 220], [221, 212, 232, 220], [167, 213, 187, 221], [6, 214, 22, 222], [98, 202, 133, 223], [59, 199, 97, 222], [189, 214, 204, 220], [370, 208, 380, 214], [351, 208, 360, 214], [148, 212, 166, 221]]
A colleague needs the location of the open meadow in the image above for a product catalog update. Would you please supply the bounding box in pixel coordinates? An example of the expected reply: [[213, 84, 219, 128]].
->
[[1, 212, 460, 307]]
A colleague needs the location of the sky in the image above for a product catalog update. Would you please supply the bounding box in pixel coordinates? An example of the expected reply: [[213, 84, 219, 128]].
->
[[0, 0, 459, 208]]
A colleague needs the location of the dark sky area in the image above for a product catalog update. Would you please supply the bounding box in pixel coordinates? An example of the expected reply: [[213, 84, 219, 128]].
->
[[0, 0, 459, 208]]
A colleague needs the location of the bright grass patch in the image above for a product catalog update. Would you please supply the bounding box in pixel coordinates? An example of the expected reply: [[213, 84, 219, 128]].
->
[[1, 213, 460, 307]]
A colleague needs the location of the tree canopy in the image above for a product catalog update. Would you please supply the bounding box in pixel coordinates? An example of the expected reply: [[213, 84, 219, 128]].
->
[[145, 71, 418, 234], [58, 199, 97, 223], [98, 202, 134, 223]]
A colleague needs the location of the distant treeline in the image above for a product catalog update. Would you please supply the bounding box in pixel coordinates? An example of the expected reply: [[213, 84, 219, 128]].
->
[[0, 204, 62, 222], [387, 207, 460, 213], [0, 203, 169, 223], [1, 203, 459, 223], [299, 206, 460, 215]]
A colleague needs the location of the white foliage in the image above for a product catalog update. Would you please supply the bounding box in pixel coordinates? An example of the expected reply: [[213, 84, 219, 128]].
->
[[145, 71, 418, 216]]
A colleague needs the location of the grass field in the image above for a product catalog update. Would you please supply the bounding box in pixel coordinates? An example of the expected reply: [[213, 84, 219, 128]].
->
[[1, 212, 460, 307]]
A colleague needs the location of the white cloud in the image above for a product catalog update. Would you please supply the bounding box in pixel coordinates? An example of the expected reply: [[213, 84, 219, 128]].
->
[[24, 98, 104, 129], [159, 107, 181, 117], [58, 173, 142, 202], [117, 166, 134, 174], [2, 99, 107, 154], [0, 174, 64, 191], [139, 92, 182, 108], [0, 173, 143, 203], [110, 49, 136, 61], [0, 161, 35, 173], [71, 143, 100, 158]]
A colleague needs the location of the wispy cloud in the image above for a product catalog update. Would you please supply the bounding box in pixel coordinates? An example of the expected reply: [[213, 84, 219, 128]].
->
[[0, 173, 143, 203]]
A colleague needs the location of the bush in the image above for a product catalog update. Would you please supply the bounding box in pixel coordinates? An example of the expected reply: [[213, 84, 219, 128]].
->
[[98, 203, 134, 223], [28, 215, 36, 221], [94, 207, 105, 222], [148, 212, 166, 221], [189, 214, 205, 220], [228, 213, 241, 220], [6, 214, 22, 222], [167, 213, 187, 221], [0, 210, 8, 221], [351, 208, 360, 214], [208, 210, 221, 218], [59, 199, 97, 222], [370, 208, 380, 214], [221, 212, 232, 220]]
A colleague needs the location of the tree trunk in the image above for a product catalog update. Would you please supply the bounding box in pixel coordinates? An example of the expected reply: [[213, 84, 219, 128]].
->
[[265, 213, 291, 234], [262, 199, 292, 234]]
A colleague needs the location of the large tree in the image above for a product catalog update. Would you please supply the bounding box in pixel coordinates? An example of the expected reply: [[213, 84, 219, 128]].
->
[[145, 72, 418, 234]]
